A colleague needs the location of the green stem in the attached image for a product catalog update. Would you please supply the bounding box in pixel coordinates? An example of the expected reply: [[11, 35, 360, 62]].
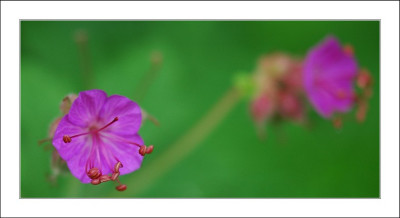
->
[[113, 87, 241, 196], [133, 53, 162, 102], [75, 30, 93, 90], [64, 30, 92, 197], [66, 176, 83, 197]]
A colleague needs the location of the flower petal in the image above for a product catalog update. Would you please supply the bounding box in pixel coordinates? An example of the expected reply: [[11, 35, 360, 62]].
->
[[308, 89, 334, 118], [100, 133, 144, 176], [65, 146, 92, 183], [53, 115, 89, 160], [99, 95, 142, 137], [51, 90, 145, 183], [304, 36, 357, 118], [53, 115, 92, 183], [68, 89, 108, 127]]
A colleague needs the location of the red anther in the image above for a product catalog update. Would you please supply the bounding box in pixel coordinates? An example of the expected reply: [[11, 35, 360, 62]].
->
[[114, 162, 123, 173], [146, 145, 154, 154], [356, 101, 368, 123], [61, 117, 119, 143], [63, 135, 71, 143], [116, 184, 127, 191], [139, 145, 154, 156], [343, 44, 354, 57], [111, 172, 120, 181], [139, 145, 147, 156], [87, 167, 101, 179], [336, 90, 346, 99], [332, 117, 342, 129], [91, 179, 101, 185], [99, 175, 111, 183], [357, 69, 372, 89]]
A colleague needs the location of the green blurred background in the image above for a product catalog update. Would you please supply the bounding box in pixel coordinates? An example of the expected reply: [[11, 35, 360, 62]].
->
[[21, 21, 379, 198]]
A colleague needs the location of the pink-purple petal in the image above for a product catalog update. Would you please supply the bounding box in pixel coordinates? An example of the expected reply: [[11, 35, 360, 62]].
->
[[304, 36, 358, 118], [99, 95, 142, 137], [52, 90, 145, 183], [66, 148, 92, 183], [68, 89, 107, 127], [53, 115, 89, 160], [100, 133, 144, 176]]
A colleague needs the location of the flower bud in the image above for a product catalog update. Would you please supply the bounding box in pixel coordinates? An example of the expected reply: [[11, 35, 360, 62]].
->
[[60, 94, 78, 115], [48, 117, 62, 138]]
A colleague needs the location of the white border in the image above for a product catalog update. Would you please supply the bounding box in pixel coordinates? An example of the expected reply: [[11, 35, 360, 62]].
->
[[1, 1, 399, 217]]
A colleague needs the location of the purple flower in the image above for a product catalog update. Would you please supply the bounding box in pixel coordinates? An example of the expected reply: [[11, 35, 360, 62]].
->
[[304, 36, 358, 118], [52, 89, 153, 189]]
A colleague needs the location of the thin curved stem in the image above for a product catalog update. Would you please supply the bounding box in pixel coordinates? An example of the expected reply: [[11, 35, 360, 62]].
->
[[75, 30, 93, 90], [133, 53, 162, 102], [111, 87, 240, 196]]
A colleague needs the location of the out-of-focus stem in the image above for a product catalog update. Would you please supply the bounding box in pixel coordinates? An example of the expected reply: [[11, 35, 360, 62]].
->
[[133, 52, 163, 102], [141, 109, 160, 126], [113, 87, 240, 196], [75, 30, 93, 90]]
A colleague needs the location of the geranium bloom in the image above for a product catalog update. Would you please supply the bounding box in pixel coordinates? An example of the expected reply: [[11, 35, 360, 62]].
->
[[251, 53, 306, 124], [303, 36, 358, 118], [52, 89, 153, 191]]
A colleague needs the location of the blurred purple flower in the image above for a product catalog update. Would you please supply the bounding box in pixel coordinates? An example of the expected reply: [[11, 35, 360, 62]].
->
[[52, 90, 153, 188], [304, 36, 358, 118]]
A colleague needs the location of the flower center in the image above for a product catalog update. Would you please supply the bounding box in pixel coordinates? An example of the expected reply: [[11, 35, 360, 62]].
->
[[61, 116, 154, 191], [62, 117, 119, 143]]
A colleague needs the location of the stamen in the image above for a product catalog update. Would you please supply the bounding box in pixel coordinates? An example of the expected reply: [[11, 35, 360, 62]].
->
[[112, 162, 123, 181], [139, 145, 146, 156], [356, 101, 367, 123], [114, 162, 123, 173], [96, 117, 119, 132], [63, 135, 72, 143], [357, 69, 372, 89], [111, 172, 120, 181], [99, 175, 111, 183], [315, 79, 354, 101], [332, 116, 343, 129], [343, 44, 354, 57], [116, 184, 127, 191], [62, 117, 119, 143], [336, 90, 346, 99], [91, 179, 101, 185], [99, 134, 155, 157], [109, 162, 128, 190], [146, 145, 154, 154], [139, 145, 154, 156], [87, 167, 101, 179]]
